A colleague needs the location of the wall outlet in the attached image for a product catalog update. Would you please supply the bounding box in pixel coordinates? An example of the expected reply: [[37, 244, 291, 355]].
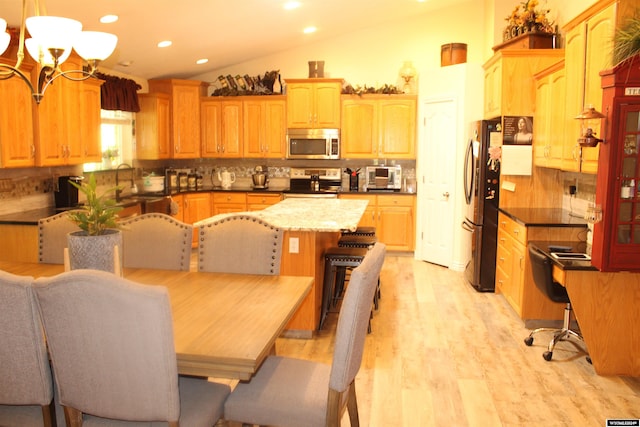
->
[[569, 185, 577, 196], [289, 237, 299, 254]]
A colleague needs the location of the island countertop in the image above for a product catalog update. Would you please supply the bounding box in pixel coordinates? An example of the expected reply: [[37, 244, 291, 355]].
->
[[195, 198, 369, 232]]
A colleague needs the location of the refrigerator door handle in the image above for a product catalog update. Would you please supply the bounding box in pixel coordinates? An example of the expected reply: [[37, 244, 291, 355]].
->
[[461, 219, 476, 232], [463, 138, 474, 205]]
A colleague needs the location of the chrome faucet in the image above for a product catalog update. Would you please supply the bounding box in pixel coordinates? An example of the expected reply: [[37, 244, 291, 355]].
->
[[115, 163, 136, 201]]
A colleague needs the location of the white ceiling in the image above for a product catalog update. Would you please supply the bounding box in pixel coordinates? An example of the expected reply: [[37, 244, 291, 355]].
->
[[1, 0, 467, 80]]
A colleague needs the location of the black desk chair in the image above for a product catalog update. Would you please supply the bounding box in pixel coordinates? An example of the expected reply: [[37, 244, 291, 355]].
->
[[524, 244, 590, 362]]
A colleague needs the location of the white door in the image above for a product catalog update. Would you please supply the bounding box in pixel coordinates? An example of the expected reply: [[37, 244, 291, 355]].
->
[[418, 98, 457, 266]]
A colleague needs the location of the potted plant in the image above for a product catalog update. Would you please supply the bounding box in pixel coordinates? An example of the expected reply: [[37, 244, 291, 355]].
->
[[613, 16, 640, 65], [66, 173, 123, 274]]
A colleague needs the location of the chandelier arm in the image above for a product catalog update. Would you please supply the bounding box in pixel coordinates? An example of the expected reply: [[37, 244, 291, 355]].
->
[[0, 63, 37, 95]]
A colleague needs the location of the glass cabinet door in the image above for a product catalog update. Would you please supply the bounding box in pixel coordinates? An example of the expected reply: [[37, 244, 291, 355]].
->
[[615, 105, 640, 245]]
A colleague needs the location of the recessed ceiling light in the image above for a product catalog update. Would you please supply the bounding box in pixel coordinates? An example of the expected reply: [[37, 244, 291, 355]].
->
[[157, 40, 172, 48], [100, 14, 118, 24], [196, 58, 208, 65], [303, 26, 317, 34], [284, 1, 301, 10]]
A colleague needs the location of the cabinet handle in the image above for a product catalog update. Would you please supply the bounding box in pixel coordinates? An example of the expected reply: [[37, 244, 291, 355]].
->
[[513, 229, 519, 235], [30, 144, 35, 158], [499, 237, 506, 243]]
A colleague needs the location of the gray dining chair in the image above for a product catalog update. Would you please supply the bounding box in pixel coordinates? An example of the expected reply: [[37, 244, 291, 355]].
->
[[119, 213, 193, 271], [0, 270, 56, 427], [196, 214, 283, 275], [224, 242, 386, 427], [38, 211, 81, 264], [33, 269, 230, 427]]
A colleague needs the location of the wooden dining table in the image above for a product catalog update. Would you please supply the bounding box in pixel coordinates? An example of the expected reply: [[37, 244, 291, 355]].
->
[[0, 261, 313, 380]]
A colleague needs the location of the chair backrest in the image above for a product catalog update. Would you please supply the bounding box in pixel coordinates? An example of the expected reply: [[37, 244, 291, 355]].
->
[[196, 214, 283, 275], [38, 211, 81, 264], [119, 213, 193, 271], [329, 242, 386, 393], [527, 244, 569, 304], [0, 270, 53, 407], [33, 269, 181, 423]]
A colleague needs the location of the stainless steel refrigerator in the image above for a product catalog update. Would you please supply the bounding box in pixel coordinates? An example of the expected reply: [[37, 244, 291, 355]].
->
[[462, 119, 502, 292]]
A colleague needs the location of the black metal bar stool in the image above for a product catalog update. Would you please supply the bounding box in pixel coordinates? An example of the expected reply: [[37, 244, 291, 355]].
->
[[319, 247, 368, 331], [341, 226, 376, 237], [338, 234, 377, 248]]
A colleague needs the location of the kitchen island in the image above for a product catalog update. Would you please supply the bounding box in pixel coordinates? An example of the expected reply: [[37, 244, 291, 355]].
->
[[196, 198, 369, 337]]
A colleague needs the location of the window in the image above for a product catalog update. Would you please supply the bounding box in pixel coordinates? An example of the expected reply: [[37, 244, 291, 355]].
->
[[83, 110, 134, 171]]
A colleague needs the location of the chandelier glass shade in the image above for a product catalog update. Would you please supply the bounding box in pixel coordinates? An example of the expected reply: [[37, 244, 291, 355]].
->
[[0, 1, 118, 104]]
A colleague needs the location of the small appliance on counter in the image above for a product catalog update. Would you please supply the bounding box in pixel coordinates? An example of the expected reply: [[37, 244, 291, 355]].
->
[[54, 175, 84, 211], [252, 165, 269, 189], [364, 165, 402, 191]]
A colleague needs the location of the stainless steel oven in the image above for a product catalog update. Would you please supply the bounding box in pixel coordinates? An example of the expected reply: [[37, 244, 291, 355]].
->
[[285, 167, 342, 197]]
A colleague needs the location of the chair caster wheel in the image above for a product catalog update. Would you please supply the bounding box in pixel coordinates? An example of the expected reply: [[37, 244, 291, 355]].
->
[[524, 336, 534, 346], [543, 351, 553, 361], [586, 356, 592, 364]]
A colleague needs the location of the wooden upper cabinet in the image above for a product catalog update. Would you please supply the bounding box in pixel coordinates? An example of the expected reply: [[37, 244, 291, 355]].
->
[[286, 79, 342, 128], [79, 78, 104, 163], [482, 49, 565, 119], [136, 93, 171, 160], [243, 96, 286, 158], [201, 98, 243, 158], [0, 59, 35, 168], [148, 79, 206, 159], [533, 61, 565, 169], [341, 95, 416, 159]]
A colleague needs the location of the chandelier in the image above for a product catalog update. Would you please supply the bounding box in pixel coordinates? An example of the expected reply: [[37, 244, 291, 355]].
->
[[0, 0, 117, 104]]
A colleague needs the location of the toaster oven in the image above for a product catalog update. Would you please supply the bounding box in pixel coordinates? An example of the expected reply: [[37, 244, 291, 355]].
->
[[365, 165, 402, 191]]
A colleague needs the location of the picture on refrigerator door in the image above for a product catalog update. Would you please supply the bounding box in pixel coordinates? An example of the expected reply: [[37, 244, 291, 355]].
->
[[503, 116, 533, 145]]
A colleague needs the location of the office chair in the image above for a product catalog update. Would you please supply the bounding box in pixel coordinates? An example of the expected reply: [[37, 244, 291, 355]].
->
[[524, 244, 589, 362]]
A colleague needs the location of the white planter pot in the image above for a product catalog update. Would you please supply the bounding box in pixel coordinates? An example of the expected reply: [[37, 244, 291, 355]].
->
[[67, 229, 123, 274]]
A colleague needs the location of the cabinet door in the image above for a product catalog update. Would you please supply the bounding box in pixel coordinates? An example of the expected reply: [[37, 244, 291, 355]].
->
[[201, 99, 222, 157], [247, 193, 282, 211], [220, 100, 243, 157], [212, 192, 246, 215], [547, 68, 566, 168], [377, 195, 415, 251], [563, 23, 586, 172], [581, 4, 615, 173], [80, 79, 103, 163], [36, 76, 66, 166], [0, 63, 35, 168], [483, 59, 502, 119], [378, 98, 416, 158], [533, 75, 551, 167], [314, 81, 341, 128], [341, 98, 377, 158], [171, 84, 201, 158], [263, 98, 286, 158], [184, 192, 211, 246], [136, 93, 171, 159], [286, 83, 314, 128], [243, 99, 264, 157]]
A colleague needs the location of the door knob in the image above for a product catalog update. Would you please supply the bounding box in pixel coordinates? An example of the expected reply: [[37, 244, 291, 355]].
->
[[443, 192, 450, 198]]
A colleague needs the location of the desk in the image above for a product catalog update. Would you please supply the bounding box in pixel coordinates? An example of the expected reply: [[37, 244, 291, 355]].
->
[[528, 242, 640, 377], [0, 261, 313, 380]]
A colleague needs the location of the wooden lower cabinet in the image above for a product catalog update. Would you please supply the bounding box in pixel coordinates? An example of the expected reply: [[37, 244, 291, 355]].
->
[[496, 212, 586, 326], [247, 193, 282, 211], [339, 193, 415, 251], [0, 224, 38, 263], [212, 192, 247, 215]]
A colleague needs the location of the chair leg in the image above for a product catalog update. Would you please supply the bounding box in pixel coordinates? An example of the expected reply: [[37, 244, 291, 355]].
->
[[41, 403, 55, 427], [346, 382, 360, 427], [63, 406, 83, 427]]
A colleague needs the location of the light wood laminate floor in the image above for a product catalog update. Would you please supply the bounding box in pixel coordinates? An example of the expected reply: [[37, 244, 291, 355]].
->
[[274, 255, 640, 426]]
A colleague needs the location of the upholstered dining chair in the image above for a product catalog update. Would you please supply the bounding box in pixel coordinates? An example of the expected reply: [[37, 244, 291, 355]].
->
[[33, 269, 230, 427], [0, 270, 56, 427], [224, 242, 386, 427], [119, 213, 193, 271], [196, 214, 283, 275], [38, 211, 81, 264]]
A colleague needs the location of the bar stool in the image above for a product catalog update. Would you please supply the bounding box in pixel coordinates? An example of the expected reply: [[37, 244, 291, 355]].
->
[[319, 247, 368, 331], [341, 226, 376, 237], [338, 233, 380, 307]]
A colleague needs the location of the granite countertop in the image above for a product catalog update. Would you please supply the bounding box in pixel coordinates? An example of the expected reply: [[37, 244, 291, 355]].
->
[[195, 198, 369, 232], [499, 207, 588, 227]]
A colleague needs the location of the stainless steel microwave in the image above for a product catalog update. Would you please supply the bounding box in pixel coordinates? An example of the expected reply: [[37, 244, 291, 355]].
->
[[286, 128, 340, 160]]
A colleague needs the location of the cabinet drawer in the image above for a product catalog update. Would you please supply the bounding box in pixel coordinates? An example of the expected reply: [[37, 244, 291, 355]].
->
[[376, 194, 415, 207], [498, 213, 527, 246], [495, 264, 509, 294], [213, 192, 246, 204], [246, 193, 281, 205]]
